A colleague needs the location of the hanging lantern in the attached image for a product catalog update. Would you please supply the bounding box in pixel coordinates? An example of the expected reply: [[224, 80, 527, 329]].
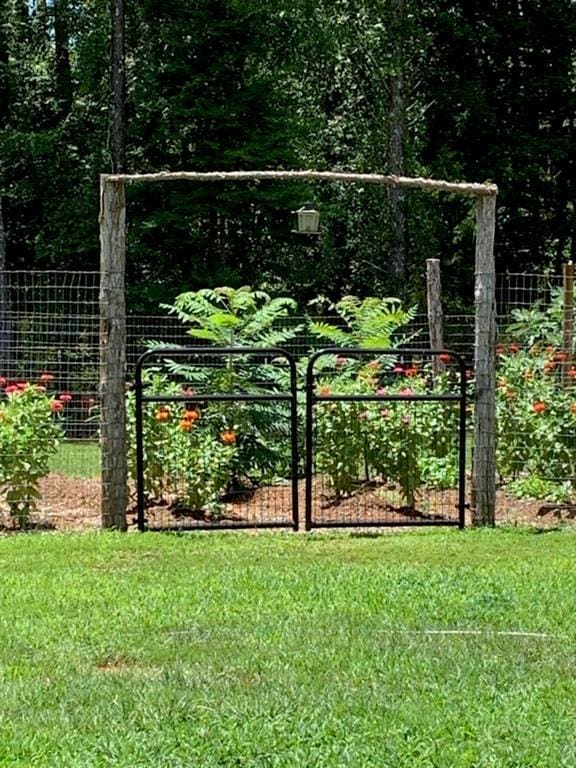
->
[[293, 202, 320, 235]]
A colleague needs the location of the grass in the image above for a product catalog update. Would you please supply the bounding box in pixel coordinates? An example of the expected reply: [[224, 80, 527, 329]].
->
[[49, 440, 100, 478], [0, 528, 576, 767]]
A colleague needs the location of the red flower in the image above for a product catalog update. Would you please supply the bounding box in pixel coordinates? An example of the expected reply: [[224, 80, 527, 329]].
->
[[439, 353, 451, 364], [51, 400, 64, 413], [405, 367, 418, 377], [508, 343, 520, 354], [569, 368, 576, 378], [58, 392, 72, 402], [5, 385, 18, 395], [532, 401, 547, 415], [496, 345, 506, 355]]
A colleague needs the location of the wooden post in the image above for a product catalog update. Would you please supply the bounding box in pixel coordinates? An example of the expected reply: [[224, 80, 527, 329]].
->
[[472, 195, 497, 526], [426, 258, 444, 374], [561, 262, 574, 386], [99, 176, 127, 530]]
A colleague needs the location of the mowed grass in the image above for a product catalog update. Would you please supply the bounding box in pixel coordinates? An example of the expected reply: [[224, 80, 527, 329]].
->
[[49, 440, 100, 478], [1, 530, 576, 767]]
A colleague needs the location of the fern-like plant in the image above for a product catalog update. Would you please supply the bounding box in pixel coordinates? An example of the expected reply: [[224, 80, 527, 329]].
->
[[309, 295, 417, 349]]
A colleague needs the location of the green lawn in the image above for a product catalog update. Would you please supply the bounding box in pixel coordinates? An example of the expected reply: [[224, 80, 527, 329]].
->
[[49, 440, 100, 478], [0, 529, 575, 767]]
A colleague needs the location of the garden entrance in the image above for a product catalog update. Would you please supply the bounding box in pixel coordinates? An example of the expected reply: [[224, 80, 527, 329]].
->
[[134, 346, 467, 531], [304, 348, 468, 529]]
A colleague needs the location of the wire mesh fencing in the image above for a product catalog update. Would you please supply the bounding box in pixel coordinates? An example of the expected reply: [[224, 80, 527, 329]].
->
[[0, 269, 575, 530]]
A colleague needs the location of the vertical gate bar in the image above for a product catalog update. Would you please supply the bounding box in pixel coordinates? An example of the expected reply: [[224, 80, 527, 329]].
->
[[288, 353, 299, 531], [134, 356, 146, 532], [458, 356, 467, 528], [304, 357, 315, 531]]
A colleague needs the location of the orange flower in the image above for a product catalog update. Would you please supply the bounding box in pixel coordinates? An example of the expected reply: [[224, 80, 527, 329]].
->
[[179, 419, 193, 431], [183, 409, 199, 422], [532, 401, 547, 415], [405, 367, 418, 377], [155, 408, 170, 422], [50, 400, 64, 413], [568, 368, 576, 378], [570, 404, 576, 415], [543, 361, 556, 374], [318, 386, 331, 397], [220, 430, 237, 445], [554, 351, 569, 362]]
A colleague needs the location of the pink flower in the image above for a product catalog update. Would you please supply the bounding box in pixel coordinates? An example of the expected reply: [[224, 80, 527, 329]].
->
[[336, 356, 347, 367], [5, 385, 18, 395], [393, 364, 404, 374], [402, 414, 410, 425], [376, 387, 388, 396], [50, 400, 64, 413], [58, 393, 72, 402], [380, 408, 390, 418], [399, 388, 413, 397], [0, 377, 6, 388]]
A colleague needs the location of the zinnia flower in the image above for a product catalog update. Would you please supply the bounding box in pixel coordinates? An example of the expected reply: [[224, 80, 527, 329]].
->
[[155, 408, 170, 422], [51, 400, 64, 413], [220, 430, 237, 445], [318, 386, 331, 397], [179, 419, 192, 431], [532, 401, 547, 415], [439, 353, 451, 364], [40, 372, 54, 382], [58, 393, 72, 402]]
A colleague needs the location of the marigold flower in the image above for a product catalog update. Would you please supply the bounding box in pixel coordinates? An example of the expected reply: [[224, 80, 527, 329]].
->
[[58, 392, 72, 402], [220, 430, 237, 445], [155, 408, 170, 422], [40, 372, 54, 382], [51, 400, 64, 413], [532, 401, 547, 415]]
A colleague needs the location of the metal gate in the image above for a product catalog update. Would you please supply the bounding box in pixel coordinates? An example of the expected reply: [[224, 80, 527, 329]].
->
[[134, 347, 299, 531], [304, 348, 467, 530]]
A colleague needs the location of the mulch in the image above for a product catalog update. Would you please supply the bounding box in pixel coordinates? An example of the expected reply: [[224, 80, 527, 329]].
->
[[0, 473, 574, 532]]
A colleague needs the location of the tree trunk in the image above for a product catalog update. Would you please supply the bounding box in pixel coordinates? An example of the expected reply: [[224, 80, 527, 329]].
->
[[388, 0, 406, 296], [110, 0, 126, 173], [54, 0, 73, 118], [0, 198, 12, 377]]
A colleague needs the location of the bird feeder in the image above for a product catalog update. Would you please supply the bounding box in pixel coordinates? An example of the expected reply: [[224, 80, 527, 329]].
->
[[293, 202, 320, 235]]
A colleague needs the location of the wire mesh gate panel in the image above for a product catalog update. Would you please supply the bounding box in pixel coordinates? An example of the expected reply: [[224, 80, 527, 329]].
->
[[305, 349, 467, 529], [134, 347, 299, 531]]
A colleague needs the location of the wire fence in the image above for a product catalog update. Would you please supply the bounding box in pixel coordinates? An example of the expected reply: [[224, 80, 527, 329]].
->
[[0, 270, 573, 530]]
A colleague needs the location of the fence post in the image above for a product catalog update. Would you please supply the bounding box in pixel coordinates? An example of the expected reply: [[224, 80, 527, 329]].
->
[[562, 262, 574, 386], [426, 258, 444, 374], [99, 176, 128, 530], [472, 194, 497, 526]]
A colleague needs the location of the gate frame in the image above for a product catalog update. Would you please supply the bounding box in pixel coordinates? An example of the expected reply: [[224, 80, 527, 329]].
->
[[134, 346, 300, 532], [304, 348, 468, 530]]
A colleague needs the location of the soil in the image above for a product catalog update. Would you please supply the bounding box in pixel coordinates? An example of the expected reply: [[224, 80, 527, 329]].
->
[[0, 473, 575, 532]]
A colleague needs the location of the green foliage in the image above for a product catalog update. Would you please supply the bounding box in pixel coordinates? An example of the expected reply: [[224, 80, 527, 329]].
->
[[309, 295, 417, 350], [0, 383, 64, 526]]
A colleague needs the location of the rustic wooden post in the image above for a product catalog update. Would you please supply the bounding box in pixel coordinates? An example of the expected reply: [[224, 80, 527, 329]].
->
[[472, 194, 497, 526], [561, 262, 574, 386], [426, 258, 444, 374], [99, 175, 127, 530]]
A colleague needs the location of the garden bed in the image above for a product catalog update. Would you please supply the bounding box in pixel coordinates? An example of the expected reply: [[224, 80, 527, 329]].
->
[[0, 473, 574, 531]]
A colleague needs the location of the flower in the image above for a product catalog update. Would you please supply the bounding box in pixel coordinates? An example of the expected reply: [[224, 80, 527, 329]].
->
[[554, 351, 569, 362], [16, 381, 28, 390], [50, 400, 64, 413], [336, 356, 347, 367], [183, 409, 199, 422], [398, 387, 413, 397], [367, 360, 380, 372], [496, 345, 506, 355], [569, 368, 576, 378], [392, 364, 404, 374], [179, 419, 193, 431], [532, 401, 547, 415], [380, 408, 390, 418], [5, 385, 18, 395], [58, 392, 72, 402], [376, 387, 388, 397], [220, 430, 237, 445], [40, 372, 54, 382], [155, 408, 170, 422], [318, 386, 331, 397], [508, 343, 520, 354], [543, 361, 556, 374], [405, 367, 418, 377], [0, 377, 6, 388], [439, 353, 451, 364], [570, 404, 576, 415]]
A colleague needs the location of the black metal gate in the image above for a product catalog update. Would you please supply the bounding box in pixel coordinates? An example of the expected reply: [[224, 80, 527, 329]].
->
[[134, 347, 299, 531], [304, 348, 467, 530]]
